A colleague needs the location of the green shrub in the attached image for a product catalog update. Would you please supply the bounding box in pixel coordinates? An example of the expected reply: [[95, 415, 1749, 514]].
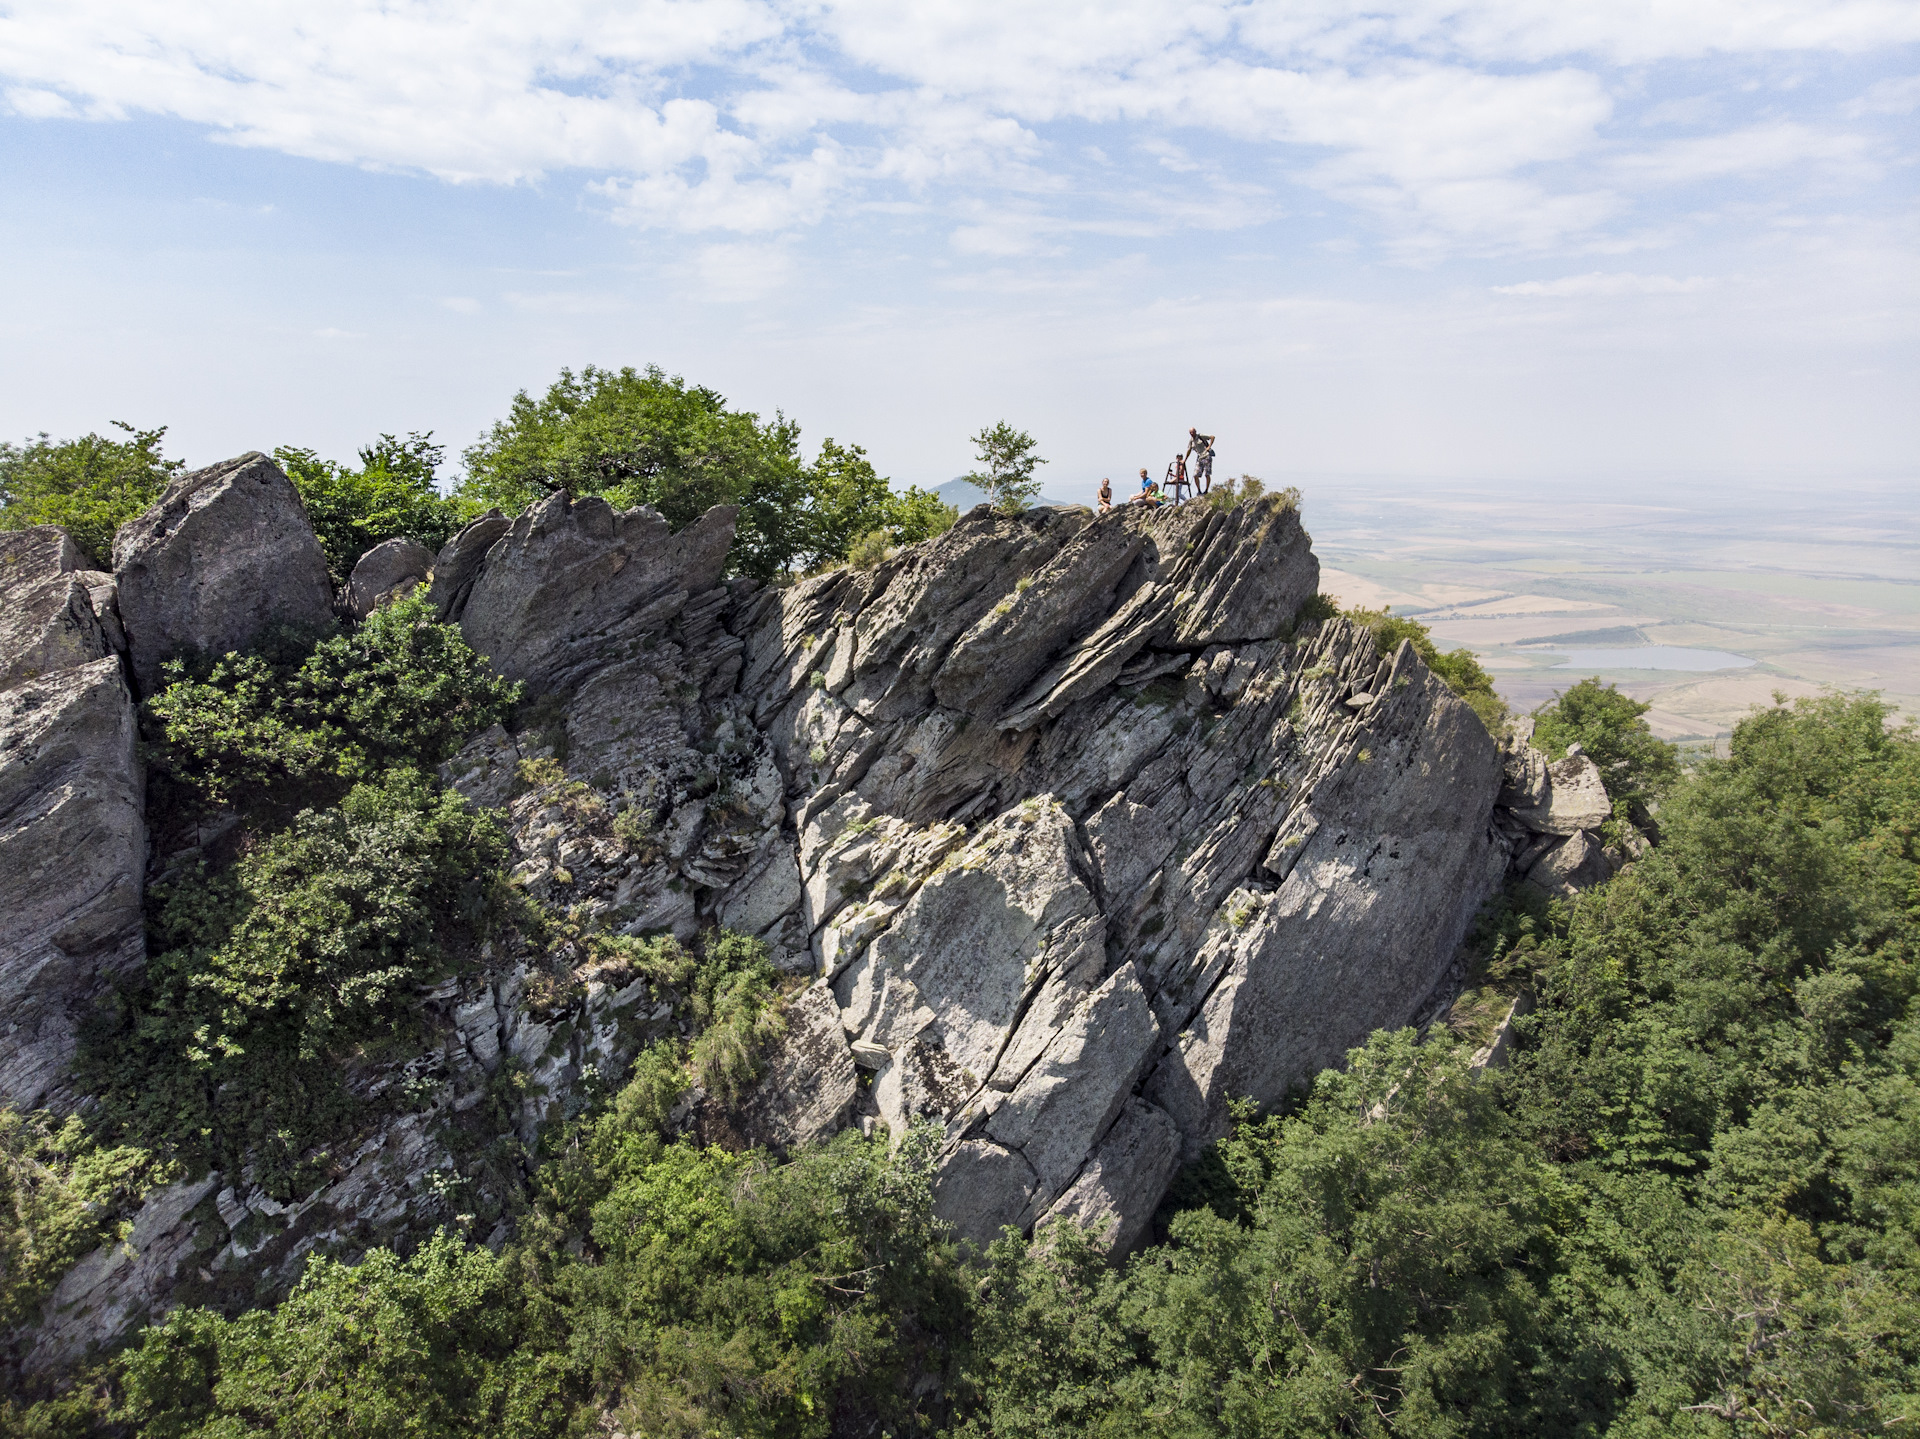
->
[[274, 434, 472, 580], [145, 591, 520, 816], [1345, 604, 1507, 731], [84, 770, 512, 1188], [114, 1132, 967, 1439], [0, 1110, 171, 1331], [846, 527, 892, 570], [0, 422, 181, 568], [116, 1233, 567, 1439]]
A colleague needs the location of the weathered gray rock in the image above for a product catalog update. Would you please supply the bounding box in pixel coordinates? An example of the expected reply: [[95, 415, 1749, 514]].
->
[[111, 452, 334, 694], [28, 1173, 219, 1375], [0, 526, 108, 691], [1523, 828, 1615, 897], [1037, 1097, 1183, 1254], [727, 984, 860, 1153], [457, 492, 737, 689], [0, 656, 145, 1111], [72, 571, 127, 655], [426, 509, 510, 622], [344, 537, 434, 618], [1504, 751, 1611, 835]]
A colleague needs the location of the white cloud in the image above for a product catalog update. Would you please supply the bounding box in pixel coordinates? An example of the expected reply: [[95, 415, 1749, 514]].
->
[[0, 0, 1912, 257], [1847, 73, 1920, 115], [688, 240, 794, 300], [1613, 122, 1876, 185], [5, 85, 78, 119], [1493, 271, 1712, 297]]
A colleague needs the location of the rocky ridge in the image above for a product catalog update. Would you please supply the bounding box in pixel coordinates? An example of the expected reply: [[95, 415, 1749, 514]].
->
[[2, 456, 1633, 1369]]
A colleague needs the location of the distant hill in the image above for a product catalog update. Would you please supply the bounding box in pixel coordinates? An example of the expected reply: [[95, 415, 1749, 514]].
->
[[935, 477, 1081, 511]]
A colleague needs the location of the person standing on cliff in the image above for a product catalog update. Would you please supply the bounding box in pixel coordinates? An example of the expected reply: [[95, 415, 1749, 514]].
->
[[1186, 428, 1216, 493], [1098, 477, 1112, 512]]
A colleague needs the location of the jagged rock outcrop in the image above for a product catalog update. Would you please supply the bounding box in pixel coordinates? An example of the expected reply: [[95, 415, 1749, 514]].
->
[[1495, 734, 1628, 897], [0, 524, 144, 1115], [426, 510, 511, 622], [8, 480, 1587, 1370], [453, 491, 739, 689], [344, 537, 434, 618], [0, 656, 145, 1111], [437, 495, 1509, 1249], [0, 527, 110, 690], [112, 452, 333, 694]]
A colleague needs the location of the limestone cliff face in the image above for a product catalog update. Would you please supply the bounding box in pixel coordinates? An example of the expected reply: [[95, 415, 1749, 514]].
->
[[7, 471, 1627, 1368], [436, 494, 1508, 1247], [0, 527, 143, 1114]]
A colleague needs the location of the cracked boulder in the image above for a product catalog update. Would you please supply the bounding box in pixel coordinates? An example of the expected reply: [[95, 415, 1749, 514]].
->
[[111, 452, 334, 695], [344, 536, 434, 618]]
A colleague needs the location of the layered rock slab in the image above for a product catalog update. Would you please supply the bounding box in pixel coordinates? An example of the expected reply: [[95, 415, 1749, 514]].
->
[[111, 452, 334, 694], [0, 656, 145, 1110], [456, 491, 737, 688], [0, 526, 110, 690]]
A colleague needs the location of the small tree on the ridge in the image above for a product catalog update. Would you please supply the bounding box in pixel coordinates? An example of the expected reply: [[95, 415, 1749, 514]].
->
[[964, 422, 1045, 513]]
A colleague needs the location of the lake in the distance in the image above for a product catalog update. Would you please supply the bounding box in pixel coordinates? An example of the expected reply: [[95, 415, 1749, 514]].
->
[[1549, 647, 1756, 672]]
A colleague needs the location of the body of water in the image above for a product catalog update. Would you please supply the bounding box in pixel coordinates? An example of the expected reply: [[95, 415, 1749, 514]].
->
[[1549, 647, 1756, 672]]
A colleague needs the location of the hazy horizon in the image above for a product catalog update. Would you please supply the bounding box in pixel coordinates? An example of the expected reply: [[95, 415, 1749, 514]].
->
[[3, 1, 1916, 498]]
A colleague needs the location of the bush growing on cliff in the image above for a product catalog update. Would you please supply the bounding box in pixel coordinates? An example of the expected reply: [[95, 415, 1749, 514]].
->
[[458, 365, 946, 580], [274, 433, 472, 579], [0, 1111, 171, 1333], [1344, 604, 1507, 732], [145, 591, 521, 817], [1532, 677, 1680, 817], [0, 422, 182, 568], [85, 770, 512, 1191], [114, 1132, 969, 1439]]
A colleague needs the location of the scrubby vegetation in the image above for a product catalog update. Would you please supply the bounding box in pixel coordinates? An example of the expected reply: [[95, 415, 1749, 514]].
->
[[143, 591, 521, 818], [273, 433, 472, 581], [1344, 603, 1507, 732], [11, 681, 1913, 1438], [6, 389, 1917, 1436], [1533, 676, 1682, 817], [0, 423, 181, 568], [457, 365, 953, 579]]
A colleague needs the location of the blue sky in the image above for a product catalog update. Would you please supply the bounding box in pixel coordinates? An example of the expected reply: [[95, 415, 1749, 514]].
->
[[1, 1, 1915, 505]]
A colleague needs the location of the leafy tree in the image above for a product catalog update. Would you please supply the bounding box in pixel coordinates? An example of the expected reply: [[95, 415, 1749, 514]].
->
[[964, 422, 1046, 513], [0, 422, 182, 568], [274, 433, 471, 580], [1344, 604, 1507, 734], [959, 1031, 1607, 1438], [1532, 678, 1680, 818], [116, 1234, 568, 1439], [805, 438, 955, 568], [459, 365, 810, 581], [458, 367, 952, 580]]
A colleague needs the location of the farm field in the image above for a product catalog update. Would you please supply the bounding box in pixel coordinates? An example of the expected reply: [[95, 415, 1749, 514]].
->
[[1302, 473, 1918, 744]]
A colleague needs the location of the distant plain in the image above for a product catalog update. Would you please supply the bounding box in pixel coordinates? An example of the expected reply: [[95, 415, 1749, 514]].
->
[[1295, 474, 1919, 744]]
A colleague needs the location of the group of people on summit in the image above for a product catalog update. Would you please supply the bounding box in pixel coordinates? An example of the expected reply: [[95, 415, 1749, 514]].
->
[[1096, 427, 1215, 512]]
